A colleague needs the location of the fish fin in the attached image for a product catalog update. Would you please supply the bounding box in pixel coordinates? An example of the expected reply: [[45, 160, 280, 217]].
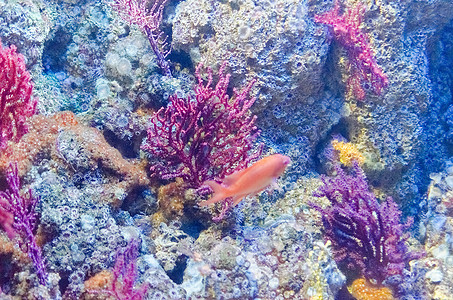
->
[[267, 179, 282, 194], [247, 185, 269, 199], [222, 168, 247, 186], [199, 181, 227, 206], [232, 194, 247, 207]]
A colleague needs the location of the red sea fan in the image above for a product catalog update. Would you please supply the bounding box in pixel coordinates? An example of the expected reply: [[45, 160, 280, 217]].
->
[[142, 62, 261, 188], [0, 40, 37, 149]]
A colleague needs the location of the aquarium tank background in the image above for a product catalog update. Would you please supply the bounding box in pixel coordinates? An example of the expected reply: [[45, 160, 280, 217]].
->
[[0, 0, 452, 299]]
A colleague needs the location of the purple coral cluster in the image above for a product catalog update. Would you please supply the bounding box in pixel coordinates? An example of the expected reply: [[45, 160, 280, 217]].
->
[[142, 62, 261, 188], [315, 0, 388, 100], [0, 163, 47, 285], [0, 40, 37, 149], [109, 0, 171, 77], [312, 163, 414, 287], [90, 239, 149, 299]]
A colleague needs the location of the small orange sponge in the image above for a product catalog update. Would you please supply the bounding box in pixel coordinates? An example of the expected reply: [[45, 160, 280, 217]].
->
[[331, 139, 365, 166], [348, 278, 394, 300], [84, 270, 113, 291]]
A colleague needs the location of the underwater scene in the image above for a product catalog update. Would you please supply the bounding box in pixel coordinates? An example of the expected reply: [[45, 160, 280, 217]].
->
[[1, 0, 453, 299]]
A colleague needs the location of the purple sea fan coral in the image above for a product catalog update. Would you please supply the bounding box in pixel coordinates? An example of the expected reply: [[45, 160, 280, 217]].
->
[[0, 162, 47, 285], [311, 162, 415, 286], [88, 239, 149, 299], [142, 62, 261, 188], [315, 0, 388, 100], [109, 0, 171, 76], [0, 40, 37, 149]]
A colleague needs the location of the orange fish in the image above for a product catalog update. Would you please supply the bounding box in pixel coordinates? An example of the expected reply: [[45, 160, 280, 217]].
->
[[199, 154, 291, 207]]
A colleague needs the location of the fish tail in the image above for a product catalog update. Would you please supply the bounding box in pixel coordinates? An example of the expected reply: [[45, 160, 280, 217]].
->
[[199, 180, 226, 206]]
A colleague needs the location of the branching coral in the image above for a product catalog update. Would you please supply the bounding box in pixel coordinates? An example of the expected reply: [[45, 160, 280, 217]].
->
[[315, 0, 388, 100], [86, 239, 149, 299], [0, 163, 47, 285], [109, 0, 171, 76], [312, 163, 416, 289], [0, 40, 37, 149], [142, 62, 261, 188]]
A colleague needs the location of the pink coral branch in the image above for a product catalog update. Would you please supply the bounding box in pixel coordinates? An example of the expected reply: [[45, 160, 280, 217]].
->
[[109, 0, 171, 76], [0, 40, 37, 149], [142, 62, 261, 187], [315, 0, 389, 100]]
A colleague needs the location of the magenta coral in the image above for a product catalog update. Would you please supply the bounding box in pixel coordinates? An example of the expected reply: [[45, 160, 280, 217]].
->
[[312, 163, 416, 287], [0, 197, 14, 239], [0, 163, 47, 285], [315, 0, 389, 100], [90, 239, 149, 299], [0, 40, 37, 149], [109, 0, 171, 76], [142, 62, 261, 188]]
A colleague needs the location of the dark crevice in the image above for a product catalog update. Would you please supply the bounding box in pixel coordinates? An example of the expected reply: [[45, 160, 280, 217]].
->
[[42, 28, 73, 74], [180, 218, 205, 240], [58, 271, 71, 294], [314, 117, 350, 174], [180, 205, 208, 239], [102, 129, 137, 159], [166, 255, 188, 284], [121, 187, 158, 216], [167, 49, 193, 71], [0, 254, 15, 294]]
